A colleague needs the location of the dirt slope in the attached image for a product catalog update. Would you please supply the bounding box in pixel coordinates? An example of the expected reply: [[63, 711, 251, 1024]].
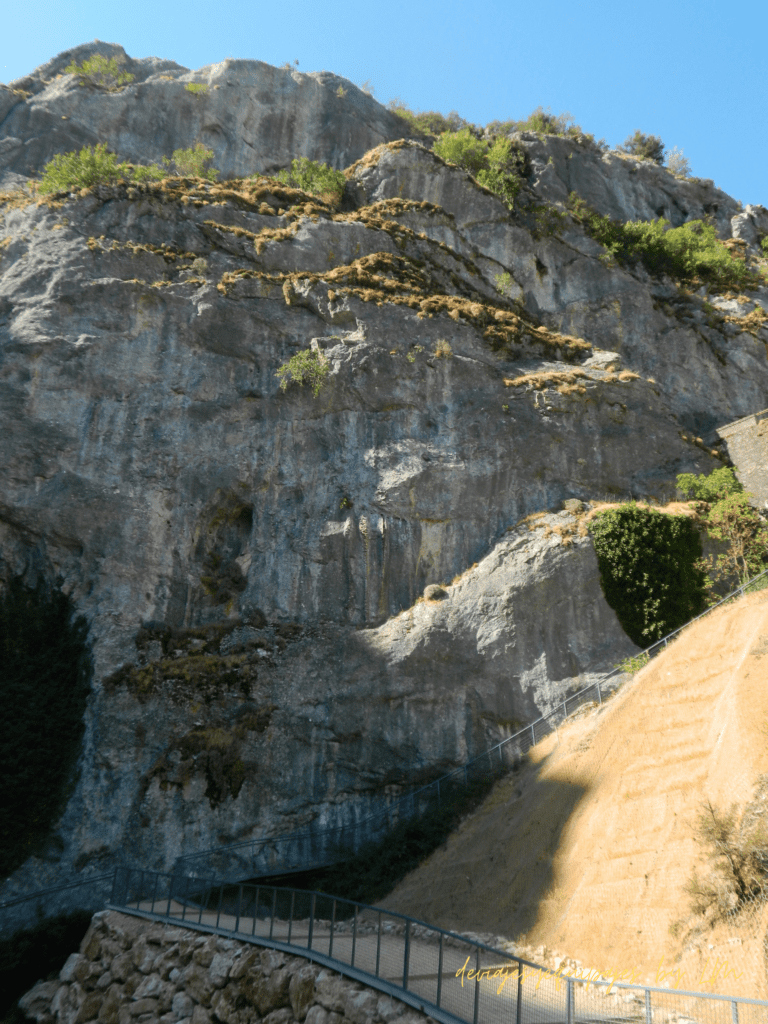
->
[[380, 589, 768, 1000]]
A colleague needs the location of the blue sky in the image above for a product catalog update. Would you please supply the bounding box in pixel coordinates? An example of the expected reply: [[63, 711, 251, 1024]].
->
[[3, 0, 767, 209]]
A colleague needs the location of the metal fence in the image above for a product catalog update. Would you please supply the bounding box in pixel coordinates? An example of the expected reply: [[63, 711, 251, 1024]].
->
[[108, 867, 768, 1024], [174, 567, 768, 884]]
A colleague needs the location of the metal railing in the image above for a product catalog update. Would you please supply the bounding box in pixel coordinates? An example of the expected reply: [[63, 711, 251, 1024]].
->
[[108, 867, 768, 1024], [173, 567, 768, 883], [0, 871, 116, 939]]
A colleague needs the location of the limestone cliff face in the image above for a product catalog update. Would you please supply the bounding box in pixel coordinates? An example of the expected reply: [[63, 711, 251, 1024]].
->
[[0, 41, 422, 192], [0, 43, 766, 900]]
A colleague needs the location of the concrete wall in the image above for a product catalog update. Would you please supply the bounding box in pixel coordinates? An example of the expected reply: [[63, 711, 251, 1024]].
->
[[716, 408, 768, 509]]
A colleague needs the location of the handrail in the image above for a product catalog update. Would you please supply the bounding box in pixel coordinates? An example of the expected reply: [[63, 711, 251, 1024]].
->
[[0, 870, 114, 909], [107, 867, 768, 1022]]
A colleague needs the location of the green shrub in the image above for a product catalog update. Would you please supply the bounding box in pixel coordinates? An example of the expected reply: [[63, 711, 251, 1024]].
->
[[159, 142, 219, 181], [516, 105, 576, 136], [619, 130, 665, 165], [567, 193, 762, 290], [432, 127, 488, 175], [432, 129, 524, 212], [493, 271, 513, 296], [676, 466, 742, 503], [677, 468, 768, 588], [386, 99, 475, 138], [615, 652, 651, 675], [761, 237, 768, 257], [36, 142, 136, 194], [35, 142, 219, 195], [64, 54, 134, 90], [0, 575, 93, 879], [588, 503, 708, 648], [273, 157, 346, 205], [491, 106, 608, 149], [275, 347, 330, 397], [184, 83, 209, 95]]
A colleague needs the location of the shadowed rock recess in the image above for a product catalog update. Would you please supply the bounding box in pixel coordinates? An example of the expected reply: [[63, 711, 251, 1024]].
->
[[1, 42, 767, 899]]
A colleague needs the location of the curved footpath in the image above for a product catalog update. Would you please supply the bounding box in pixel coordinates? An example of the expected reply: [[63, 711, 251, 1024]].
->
[[380, 589, 768, 1002]]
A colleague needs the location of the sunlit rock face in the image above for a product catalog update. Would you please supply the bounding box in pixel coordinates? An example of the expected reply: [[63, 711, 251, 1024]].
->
[[1, 43, 766, 903], [0, 40, 424, 191]]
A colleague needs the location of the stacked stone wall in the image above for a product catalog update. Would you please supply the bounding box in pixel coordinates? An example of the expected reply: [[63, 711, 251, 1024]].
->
[[16, 910, 436, 1024]]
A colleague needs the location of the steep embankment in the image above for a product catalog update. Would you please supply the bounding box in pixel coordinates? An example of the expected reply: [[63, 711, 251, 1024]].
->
[[381, 589, 768, 1000]]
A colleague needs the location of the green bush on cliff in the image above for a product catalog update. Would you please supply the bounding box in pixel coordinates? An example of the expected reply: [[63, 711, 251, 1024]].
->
[[588, 504, 708, 648], [275, 347, 330, 397], [618, 130, 665, 165], [677, 467, 768, 589], [272, 157, 346, 205], [64, 54, 134, 90], [35, 142, 220, 195], [0, 575, 93, 879], [567, 193, 763, 291], [431, 128, 525, 211]]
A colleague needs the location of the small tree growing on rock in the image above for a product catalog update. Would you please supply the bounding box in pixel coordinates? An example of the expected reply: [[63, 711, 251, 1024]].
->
[[64, 54, 134, 90], [619, 130, 665, 165]]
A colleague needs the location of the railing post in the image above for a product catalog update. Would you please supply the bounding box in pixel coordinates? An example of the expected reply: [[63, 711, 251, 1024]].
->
[[566, 977, 573, 1024], [308, 893, 315, 950], [269, 888, 276, 940], [181, 875, 189, 921], [530, 723, 535, 746], [732, 999, 739, 1024], [403, 921, 411, 989], [645, 988, 652, 1024], [329, 900, 336, 958], [252, 886, 260, 936], [203, 879, 214, 925], [473, 947, 480, 1024], [437, 933, 443, 1008], [516, 959, 522, 1024], [288, 890, 295, 944], [235, 884, 242, 934], [597, 681, 602, 705], [351, 905, 358, 967], [215, 884, 224, 930], [165, 872, 173, 918], [376, 912, 382, 977], [151, 872, 159, 914]]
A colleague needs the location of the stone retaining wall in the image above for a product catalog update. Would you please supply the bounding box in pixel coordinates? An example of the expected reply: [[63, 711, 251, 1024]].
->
[[16, 911, 437, 1024]]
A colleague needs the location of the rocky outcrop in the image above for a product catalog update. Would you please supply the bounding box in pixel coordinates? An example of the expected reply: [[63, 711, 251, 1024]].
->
[[17, 909, 436, 1024], [509, 131, 742, 240], [0, 509, 640, 903], [0, 42, 424, 192]]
